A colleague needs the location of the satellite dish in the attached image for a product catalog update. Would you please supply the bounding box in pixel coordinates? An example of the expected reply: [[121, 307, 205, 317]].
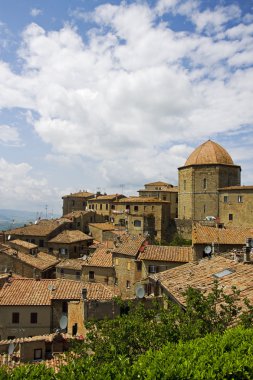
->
[[8, 343, 15, 355], [204, 245, 212, 254], [59, 315, 68, 330], [7, 235, 11, 241], [34, 220, 38, 225], [135, 285, 145, 299]]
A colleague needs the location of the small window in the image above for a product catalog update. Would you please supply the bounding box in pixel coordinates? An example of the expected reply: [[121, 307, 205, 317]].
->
[[30, 313, 38, 324], [136, 261, 142, 271], [134, 205, 139, 212], [126, 205, 130, 210], [203, 178, 207, 190], [224, 196, 228, 203], [229, 213, 233, 221], [106, 204, 108, 210], [76, 271, 81, 280], [126, 280, 130, 289], [72, 200, 75, 206], [162, 196, 166, 201], [148, 265, 156, 274], [89, 271, 95, 280], [39, 240, 44, 247], [111, 204, 115, 210], [238, 195, 243, 203], [134, 220, 141, 227], [100, 204, 102, 210], [12, 312, 19, 324], [34, 348, 42, 360], [60, 269, 65, 277], [203, 205, 206, 213]]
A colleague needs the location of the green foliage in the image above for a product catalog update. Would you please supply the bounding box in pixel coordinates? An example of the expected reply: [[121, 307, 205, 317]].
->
[[169, 233, 192, 246], [5, 281, 253, 378]]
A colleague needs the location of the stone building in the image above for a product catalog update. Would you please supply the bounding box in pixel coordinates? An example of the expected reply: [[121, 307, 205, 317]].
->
[[63, 210, 103, 234], [112, 197, 170, 242], [87, 194, 126, 221], [82, 247, 115, 285], [4, 219, 70, 251], [218, 186, 253, 227], [62, 191, 94, 215], [138, 245, 192, 278], [0, 242, 59, 279], [178, 140, 241, 221], [47, 230, 93, 259], [138, 181, 178, 218]]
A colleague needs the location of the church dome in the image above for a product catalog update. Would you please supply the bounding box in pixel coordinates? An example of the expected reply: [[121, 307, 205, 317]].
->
[[184, 140, 234, 166]]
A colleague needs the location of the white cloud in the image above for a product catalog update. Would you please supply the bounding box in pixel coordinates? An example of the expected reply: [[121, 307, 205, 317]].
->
[[0, 125, 21, 146], [0, 0, 252, 200], [0, 158, 59, 209], [30, 8, 42, 17]]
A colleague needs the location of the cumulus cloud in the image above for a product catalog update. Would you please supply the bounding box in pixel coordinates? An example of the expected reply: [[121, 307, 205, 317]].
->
[[0, 158, 59, 209], [0, 0, 252, 202]]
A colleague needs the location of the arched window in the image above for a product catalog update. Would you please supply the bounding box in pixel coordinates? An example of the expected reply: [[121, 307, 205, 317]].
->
[[134, 220, 141, 227], [203, 178, 207, 189]]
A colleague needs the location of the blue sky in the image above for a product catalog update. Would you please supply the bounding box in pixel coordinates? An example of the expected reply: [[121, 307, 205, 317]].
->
[[0, 0, 252, 214]]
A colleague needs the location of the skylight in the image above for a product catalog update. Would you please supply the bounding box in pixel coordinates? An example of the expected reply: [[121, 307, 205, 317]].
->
[[213, 269, 235, 278]]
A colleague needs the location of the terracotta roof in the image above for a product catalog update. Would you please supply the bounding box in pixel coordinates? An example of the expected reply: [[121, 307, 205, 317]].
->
[[9, 239, 38, 250], [83, 248, 113, 268], [116, 197, 169, 204], [144, 181, 173, 186], [183, 140, 235, 167], [56, 259, 84, 270], [89, 223, 116, 231], [0, 278, 118, 305], [138, 245, 192, 262], [139, 187, 178, 193], [0, 244, 59, 270], [0, 332, 71, 345], [5, 219, 67, 237], [219, 186, 253, 191], [150, 256, 253, 307], [193, 224, 253, 245], [113, 236, 147, 257], [63, 210, 94, 219], [48, 230, 92, 244], [88, 194, 125, 201], [62, 191, 94, 199]]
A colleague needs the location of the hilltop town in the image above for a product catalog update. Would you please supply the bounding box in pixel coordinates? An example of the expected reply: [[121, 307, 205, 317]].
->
[[1, 139, 253, 368]]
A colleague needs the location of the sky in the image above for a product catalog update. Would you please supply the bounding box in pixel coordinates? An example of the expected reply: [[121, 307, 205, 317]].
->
[[0, 0, 252, 215]]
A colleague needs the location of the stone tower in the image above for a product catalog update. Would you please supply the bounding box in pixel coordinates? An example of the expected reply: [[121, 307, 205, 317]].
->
[[178, 140, 241, 221]]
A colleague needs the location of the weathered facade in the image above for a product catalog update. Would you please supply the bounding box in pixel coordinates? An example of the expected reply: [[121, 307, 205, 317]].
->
[[62, 191, 94, 215]]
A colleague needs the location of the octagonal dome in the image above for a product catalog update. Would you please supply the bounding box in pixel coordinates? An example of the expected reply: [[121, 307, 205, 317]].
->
[[185, 140, 234, 166]]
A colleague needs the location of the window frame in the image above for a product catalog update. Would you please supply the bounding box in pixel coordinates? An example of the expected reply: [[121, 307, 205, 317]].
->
[[30, 312, 38, 324], [12, 312, 19, 324]]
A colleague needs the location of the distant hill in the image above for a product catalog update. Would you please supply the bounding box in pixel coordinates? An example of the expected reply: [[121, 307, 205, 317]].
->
[[0, 209, 60, 231]]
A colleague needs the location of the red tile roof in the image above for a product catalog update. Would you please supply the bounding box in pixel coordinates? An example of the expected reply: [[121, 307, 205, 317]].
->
[[5, 219, 67, 237], [0, 244, 59, 271], [150, 256, 253, 307], [138, 245, 191, 262], [62, 191, 94, 199], [0, 278, 118, 305], [83, 248, 113, 268], [56, 259, 84, 270], [88, 194, 125, 201], [48, 230, 92, 244], [113, 236, 147, 257], [193, 224, 253, 245]]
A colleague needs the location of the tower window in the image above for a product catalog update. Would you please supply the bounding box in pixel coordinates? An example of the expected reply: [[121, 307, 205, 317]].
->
[[238, 196, 243, 203], [204, 205, 206, 213], [229, 214, 233, 221], [203, 178, 207, 189], [224, 196, 228, 203]]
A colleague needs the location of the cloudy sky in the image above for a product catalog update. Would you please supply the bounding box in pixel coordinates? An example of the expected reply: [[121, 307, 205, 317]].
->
[[0, 0, 252, 214]]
